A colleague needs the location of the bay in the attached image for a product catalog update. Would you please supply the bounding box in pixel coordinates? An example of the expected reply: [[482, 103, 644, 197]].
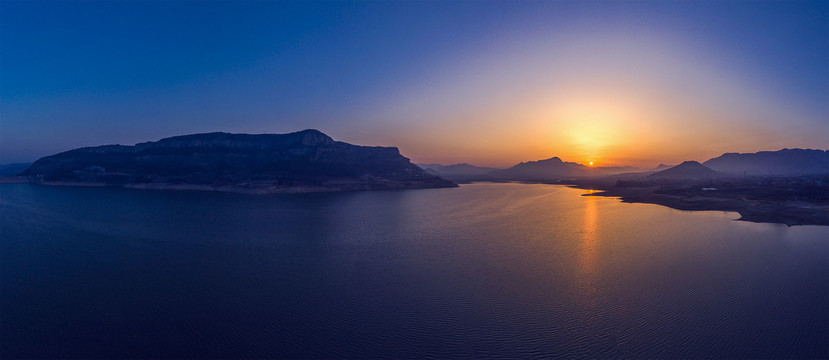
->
[[1, 182, 826, 358]]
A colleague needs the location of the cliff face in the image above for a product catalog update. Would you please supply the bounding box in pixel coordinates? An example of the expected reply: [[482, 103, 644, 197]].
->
[[21, 130, 456, 192]]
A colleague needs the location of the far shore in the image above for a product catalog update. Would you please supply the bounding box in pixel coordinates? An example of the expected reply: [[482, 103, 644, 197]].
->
[[563, 180, 828, 227], [450, 179, 828, 227]]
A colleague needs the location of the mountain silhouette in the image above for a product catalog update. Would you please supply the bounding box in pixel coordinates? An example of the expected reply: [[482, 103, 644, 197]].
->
[[703, 148, 828, 175], [648, 161, 722, 179], [21, 129, 456, 192], [488, 157, 596, 180]]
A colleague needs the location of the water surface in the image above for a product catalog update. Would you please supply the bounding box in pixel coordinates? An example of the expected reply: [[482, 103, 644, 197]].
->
[[2, 183, 827, 358]]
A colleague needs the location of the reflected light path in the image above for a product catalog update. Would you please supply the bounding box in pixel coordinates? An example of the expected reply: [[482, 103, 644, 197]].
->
[[576, 190, 600, 344], [578, 191, 599, 298]]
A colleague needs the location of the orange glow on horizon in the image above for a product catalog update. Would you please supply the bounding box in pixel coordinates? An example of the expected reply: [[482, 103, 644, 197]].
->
[[355, 29, 826, 169], [357, 32, 826, 169]]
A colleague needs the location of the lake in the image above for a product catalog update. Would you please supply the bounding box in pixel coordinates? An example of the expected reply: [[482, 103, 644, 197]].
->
[[1, 182, 827, 358]]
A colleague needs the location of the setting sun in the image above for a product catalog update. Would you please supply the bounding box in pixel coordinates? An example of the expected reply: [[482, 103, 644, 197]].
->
[[589, 161, 594, 166]]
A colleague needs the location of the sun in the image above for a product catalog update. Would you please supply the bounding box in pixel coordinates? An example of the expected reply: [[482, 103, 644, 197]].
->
[[588, 161, 595, 166]]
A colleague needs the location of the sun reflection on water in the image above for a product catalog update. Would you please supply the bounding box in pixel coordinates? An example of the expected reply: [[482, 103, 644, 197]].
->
[[575, 190, 601, 342], [578, 193, 599, 299]]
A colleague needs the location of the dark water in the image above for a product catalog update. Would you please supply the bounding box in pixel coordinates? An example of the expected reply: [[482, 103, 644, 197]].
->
[[1, 183, 827, 358]]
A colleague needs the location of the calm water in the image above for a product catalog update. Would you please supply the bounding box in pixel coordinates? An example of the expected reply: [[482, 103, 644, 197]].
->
[[1, 182, 827, 358]]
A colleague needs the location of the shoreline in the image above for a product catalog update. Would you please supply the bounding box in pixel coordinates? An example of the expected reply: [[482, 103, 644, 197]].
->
[[565, 182, 828, 227], [8, 179, 827, 226]]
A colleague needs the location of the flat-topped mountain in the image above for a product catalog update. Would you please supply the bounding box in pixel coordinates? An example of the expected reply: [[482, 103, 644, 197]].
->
[[648, 161, 722, 179], [20, 129, 456, 193], [703, 148, 829, 175]]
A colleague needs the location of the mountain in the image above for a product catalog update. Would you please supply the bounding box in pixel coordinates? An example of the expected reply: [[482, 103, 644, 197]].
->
[[488, 157, 598, 180], [0, 162, 31, 176], [703, 148, 829, 176], [648, 161, 722, 179], [20, 130, 456, 192], [417, 163, 499, 178]]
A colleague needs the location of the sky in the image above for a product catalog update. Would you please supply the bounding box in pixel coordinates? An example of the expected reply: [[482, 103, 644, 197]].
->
[[1, 1, 827, 168]]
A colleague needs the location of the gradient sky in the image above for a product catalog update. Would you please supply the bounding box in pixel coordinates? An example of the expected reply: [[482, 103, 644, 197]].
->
[[1, 1, 827, 167]]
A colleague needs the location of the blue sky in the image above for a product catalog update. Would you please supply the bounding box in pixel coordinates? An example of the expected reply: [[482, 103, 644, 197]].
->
[[1, 1, 827, 166]]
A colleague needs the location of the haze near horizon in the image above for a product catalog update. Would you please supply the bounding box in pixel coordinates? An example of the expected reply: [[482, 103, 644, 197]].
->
[[1, 1, 827, 167]]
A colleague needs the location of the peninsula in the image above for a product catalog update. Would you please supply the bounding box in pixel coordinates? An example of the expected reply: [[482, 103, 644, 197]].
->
[[570, 175, 828, 226], [568, 156, 828, 226], [20, 130, 457, 193], [420, 149, 829, 226]]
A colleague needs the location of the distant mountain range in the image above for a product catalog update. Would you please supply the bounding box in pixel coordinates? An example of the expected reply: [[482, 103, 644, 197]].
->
[[703, 148, 828, 176], [20, 130, 456, 193], [420, 159, 669, 181], [507, 148, 827, 180], [487, 157, 596, 180]]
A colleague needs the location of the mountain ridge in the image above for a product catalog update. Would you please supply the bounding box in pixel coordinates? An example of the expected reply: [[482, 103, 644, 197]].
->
[[703, 148, 828, 175], [21, 129, 456, 193]]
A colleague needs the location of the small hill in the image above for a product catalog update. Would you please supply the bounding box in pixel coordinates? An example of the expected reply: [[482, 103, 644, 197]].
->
[[488, 157, 597, 180], [703, 148, 829, 175], [648, 161, 722, 179], [20, 129, 456, 193]]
